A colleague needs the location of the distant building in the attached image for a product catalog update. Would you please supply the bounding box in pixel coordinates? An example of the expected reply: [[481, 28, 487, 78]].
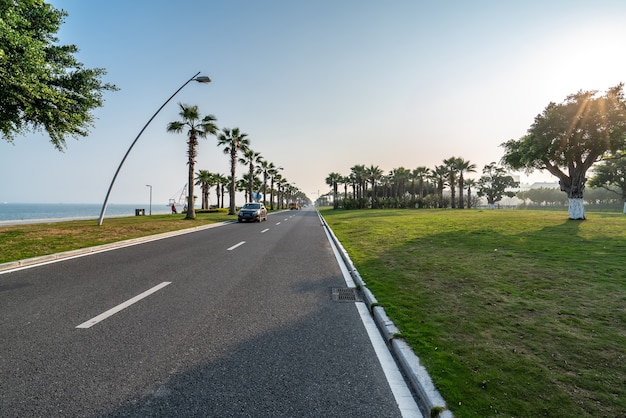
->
[[517, 181, 560, 191], [529, 182, 559, 189]]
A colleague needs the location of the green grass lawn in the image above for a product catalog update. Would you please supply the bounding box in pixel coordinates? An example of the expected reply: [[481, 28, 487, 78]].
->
[[0, 211, 235, 264], [320, 208, 626, 418]]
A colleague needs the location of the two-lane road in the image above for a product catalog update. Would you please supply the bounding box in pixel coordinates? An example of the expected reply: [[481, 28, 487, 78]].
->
[[0, 208, 419, 417]]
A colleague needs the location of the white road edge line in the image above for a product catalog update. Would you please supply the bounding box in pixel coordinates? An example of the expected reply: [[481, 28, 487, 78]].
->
[[227, 241, 246, 251], [261, 228, 269, 233], [323, 221, 422, 418], [76, 281, 171, 329]]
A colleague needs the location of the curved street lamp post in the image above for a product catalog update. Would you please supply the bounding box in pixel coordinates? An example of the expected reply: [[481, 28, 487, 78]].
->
[[97, 72, 211, 225]]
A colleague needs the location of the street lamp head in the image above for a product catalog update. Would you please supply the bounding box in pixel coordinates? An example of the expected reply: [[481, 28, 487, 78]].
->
[[194, 76, 212, 83]]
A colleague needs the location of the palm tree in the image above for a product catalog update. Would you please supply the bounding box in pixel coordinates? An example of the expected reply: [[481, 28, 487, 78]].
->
[[456, 158, 477, 209], [413, 166, 430, 198], [341, 175, 350, 207], [273, 173, 283, 210], [269, 168, 280, 210], [195, 170, 216, 209], [365, 165, 383, 208], [236, 178, 248, 201], [217, 128, 250, 215], [392, 167, 410, 203], [166, 103, 218, 219], [432, 165, 448, 208], [325, 172, 342, 209], [350, 164, 366, 200], [464, 178, 477, 209], [276, 175, 288, 209], [239, 148, 262, 202], [258, 159, 275, 206], [443, 157, 460, 209], [213, 173, 228, 208], [347, 173, 357, 199]]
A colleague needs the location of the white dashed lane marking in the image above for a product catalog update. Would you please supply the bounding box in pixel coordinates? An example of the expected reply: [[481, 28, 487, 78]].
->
[[227, 241, 246, 251]]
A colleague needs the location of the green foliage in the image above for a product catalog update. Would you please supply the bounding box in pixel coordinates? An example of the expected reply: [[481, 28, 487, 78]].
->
[[167, 103, 218, 219], [476, 162, 519, 205], [322, 208, 626, 417], [501, 85, 626, 199], [589, 155, 626, 201], [517, 187, 567, 206], [217, 128, 249, 214], [0, 0, 118, 150]]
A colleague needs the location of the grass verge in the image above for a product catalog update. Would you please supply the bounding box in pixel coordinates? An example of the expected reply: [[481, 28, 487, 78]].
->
[[320, 208, 626, 418], [0, 211, 234, 264]]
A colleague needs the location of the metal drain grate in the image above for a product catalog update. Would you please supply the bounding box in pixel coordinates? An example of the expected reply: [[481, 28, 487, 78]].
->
[[331, 287, 362, 302]]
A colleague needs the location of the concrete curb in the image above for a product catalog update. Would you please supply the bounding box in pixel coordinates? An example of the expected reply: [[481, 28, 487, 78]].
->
[[0, 221, 234, 273], [319, 212, 452, 418]]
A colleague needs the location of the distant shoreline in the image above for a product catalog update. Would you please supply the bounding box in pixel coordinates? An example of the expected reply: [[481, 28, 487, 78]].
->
[[0, 213, 131, 226], [0, 203, 172, 225]]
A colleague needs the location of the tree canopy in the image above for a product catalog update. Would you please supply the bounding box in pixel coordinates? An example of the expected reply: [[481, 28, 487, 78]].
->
[[589, 155, 626, 212], [476, 162, 519, 208], [0, 0, 117, 150], [501, 84, 626, 218]]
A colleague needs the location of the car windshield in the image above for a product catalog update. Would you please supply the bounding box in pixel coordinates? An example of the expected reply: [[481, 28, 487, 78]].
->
[[243, 203, 260, 209]]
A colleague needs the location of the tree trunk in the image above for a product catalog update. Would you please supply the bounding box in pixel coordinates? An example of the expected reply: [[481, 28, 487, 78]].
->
[[558, 170, 586, 220], [450, 176, 456, 209], [488, 203, 495, 209], [186, 138, 197, 220], [458, 176, 465, 209], [270, 178, 275, 210], [623, 201, 626, 214], [229, 150, 236, 215], [568, 198, 585, 220]]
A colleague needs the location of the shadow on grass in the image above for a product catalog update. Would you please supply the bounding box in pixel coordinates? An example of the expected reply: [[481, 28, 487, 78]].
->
[[351, 216, 626, 417]]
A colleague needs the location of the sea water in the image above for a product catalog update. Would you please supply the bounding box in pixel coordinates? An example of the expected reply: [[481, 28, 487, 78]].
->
[[0, 203, 172, 224]]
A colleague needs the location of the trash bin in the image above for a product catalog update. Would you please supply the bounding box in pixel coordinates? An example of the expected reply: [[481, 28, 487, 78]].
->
[[135, 208, 145, 216]]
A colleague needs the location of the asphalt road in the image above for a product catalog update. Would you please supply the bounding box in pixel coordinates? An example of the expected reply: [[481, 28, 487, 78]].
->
[[0, 208, 418, 417]]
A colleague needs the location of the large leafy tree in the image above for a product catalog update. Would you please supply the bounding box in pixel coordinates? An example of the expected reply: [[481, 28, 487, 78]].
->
[[588, 155, 626, 213], [1, 0, 117, 150], [476, 162, 519, 209], [217, 128, 249, 215], [501, 84, 626, 219], [166, 104, 218, 219]]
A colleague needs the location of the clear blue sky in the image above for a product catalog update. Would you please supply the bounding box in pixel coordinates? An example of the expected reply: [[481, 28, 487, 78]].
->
[[1, 0, 625, 205]]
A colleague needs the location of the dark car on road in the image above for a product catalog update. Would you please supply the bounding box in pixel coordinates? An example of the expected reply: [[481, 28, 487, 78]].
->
[[238, 202, 268, 222]]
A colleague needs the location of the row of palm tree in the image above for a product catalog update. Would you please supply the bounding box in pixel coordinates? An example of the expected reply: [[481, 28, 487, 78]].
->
[[194, 168, 302, 211], [167, 103, 302, 219], [326, 157, 479, 209]]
